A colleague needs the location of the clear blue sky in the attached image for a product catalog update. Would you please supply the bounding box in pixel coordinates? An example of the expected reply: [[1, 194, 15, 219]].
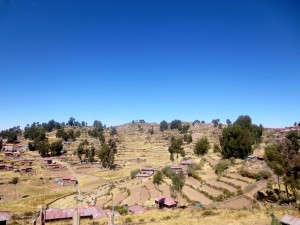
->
[[0, 0, 299, 129]]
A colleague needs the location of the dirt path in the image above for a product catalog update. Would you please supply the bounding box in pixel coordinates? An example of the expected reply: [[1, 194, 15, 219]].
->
[[60, 161, 82, 201]]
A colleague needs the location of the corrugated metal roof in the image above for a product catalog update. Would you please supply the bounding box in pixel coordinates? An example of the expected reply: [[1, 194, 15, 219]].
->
[[280, 215, 300, 225], [0, 211, 11, 221], [44, 206, 106, 221]]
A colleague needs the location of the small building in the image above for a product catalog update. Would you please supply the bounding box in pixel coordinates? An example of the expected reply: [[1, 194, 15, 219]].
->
[[46, 164, 61, 170], [3, 152, 14, 157], [128, 205, 146, 214], [179, 160, 195, 166], [280, 214, 300, 225], [170, 164, 183, 173], [20, 167, 33, 173], [140, 168, 156, 175], [2, 144, 18, 152], [42, 206, 107, 222], [42, 158, 53, 164], [19, 160, 33, 166], [5, 165, 13, 171], [134, 173, 152, 179], [155, 197, 177, 208], [0, 211, 11, 225], [61, 176, 78, 185]]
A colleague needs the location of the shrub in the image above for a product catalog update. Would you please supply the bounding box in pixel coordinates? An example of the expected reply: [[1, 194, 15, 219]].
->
[[162, 166, 175, 178], [214, 160, 230, 175], [162, 215, 171, 220], [130, 169, 140, 179], [240, 168, 271, 180], [125, 217, 132, 223], [114, 205, 128, 215], [89, 222, 100, 225], [150, 218, 156, 222], [139, 218, 145, 222], [202, 210, 215, 216]]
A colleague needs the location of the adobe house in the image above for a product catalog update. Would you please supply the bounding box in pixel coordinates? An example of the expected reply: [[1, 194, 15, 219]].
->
[[155, 197, 177, 208], [2, 144, 18, 152]]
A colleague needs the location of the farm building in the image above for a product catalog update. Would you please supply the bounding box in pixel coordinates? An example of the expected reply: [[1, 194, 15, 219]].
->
[[280, 215, 300, 225], [134, 173, 152, 179], [140, 168, 156, 174], [47, 164, 62, 170], [128, 205, 146, 214], [40, 206, 107, 222], [3, 152, 20, 158], [19, 160, 34, 166], [155, 197, 177, 208], [0, 211, 11, 225], [170, 164, 183, 173], [0, 164, 13, 171], [2, 144, 18, 152], [179, 160, 195, 166], [20, 167, 33, 173], [61, 176, 78, 185], [42, 158, 53, 164]]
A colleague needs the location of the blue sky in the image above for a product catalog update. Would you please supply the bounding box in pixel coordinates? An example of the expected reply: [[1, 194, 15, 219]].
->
[[0, 0, 299, 129]]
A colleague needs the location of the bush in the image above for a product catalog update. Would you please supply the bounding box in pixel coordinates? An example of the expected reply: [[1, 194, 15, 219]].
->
[[214, 160, 230, 175], [130, 169, 140, 179], [162, 215, 171, 220], [125, 217, 132, 223], [202, 210, 215, 216], [114, 205, 128, 215], [162, 166, 175, 178], [240, 168, 271, 180], [150, 218, 156, 222], [139, 218, 145, 222]]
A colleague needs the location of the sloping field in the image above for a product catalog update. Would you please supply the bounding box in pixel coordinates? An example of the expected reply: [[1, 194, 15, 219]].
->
[[182, 185, 212, 205]]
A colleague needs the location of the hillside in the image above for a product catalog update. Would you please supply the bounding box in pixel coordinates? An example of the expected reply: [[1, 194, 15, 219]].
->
[[0, 122, 299, 224]]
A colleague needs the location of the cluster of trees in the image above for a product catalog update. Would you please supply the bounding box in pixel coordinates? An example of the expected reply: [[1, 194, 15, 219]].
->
[[168, 136, 185, 162], [161, 166, 185, 197], [29, 140, 63, 157], [219, 115, 263, 159], [75, 139, 95, 162], [265, 131, 300, 202], [88, 120, 105, 143], [132, 119, 146, 124], [56, 128, 80, 141], [293, 122, 300, 126], [183, 133, 192, 143], [212, 119, 220, 128], [0, 126, 22, 143], [66, 117, 87, 127], [110, 126, 118, 136], [98, 139, 117, 169], [160, 119, 190, 134]]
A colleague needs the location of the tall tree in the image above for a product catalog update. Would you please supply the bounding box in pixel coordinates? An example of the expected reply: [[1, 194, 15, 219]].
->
[[194, 137, 210, 156], [160, 120, 168, 131], [153, 170, 164, 198], [49, 140, 63, 156], [99, 139, 117, 169], [168, 137, 185, 161]]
